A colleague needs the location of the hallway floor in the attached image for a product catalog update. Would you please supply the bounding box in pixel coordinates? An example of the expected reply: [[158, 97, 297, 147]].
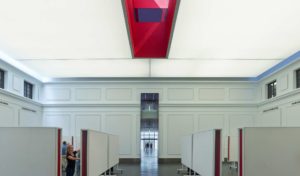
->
[[119, 143, 238, 176], [119, 162, 238, 176]]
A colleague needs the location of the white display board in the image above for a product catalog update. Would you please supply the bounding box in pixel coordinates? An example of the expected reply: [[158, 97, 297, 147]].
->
[[82, 130, 120, 176], [181, 135, 193, 168], [87, 130, 108, 176], [108, 134, 119, 168], [229, 136, 239, 161], [0, 127, 60, 176], [192, 130, 216, 176], [241, 127, 300, 176]]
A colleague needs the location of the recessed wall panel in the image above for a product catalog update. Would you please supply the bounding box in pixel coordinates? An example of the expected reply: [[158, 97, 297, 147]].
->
[[43, 114, 71, 136], [106, 88, 132, 101], [198, 114, 224, 130], [0, 104, 16, 127], [19, 109, 41, 127], [167, 114, 194, 155], [284, 105, 300, 126], [44, 88, 71, 101], [12, 75, 22, 92], [167, 88, 194, 101], [75, 88, 101, 101], [103, 114, 133, 155], [75, 115, 101, 136], [229, 88, 255, 101], [199, 88, 225, 101], [256, 109, 281, 127], [278, 75, 288, 91]]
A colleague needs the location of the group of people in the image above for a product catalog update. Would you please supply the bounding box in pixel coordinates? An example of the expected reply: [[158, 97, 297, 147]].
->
[[144, 142, 153, 152], [62, 141, 80, 176]]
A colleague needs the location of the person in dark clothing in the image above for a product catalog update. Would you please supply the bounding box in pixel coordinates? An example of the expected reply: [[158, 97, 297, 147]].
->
[[66, 145, 79, 176], [62, 141, 68, 155], [149, 142, 153, 153]]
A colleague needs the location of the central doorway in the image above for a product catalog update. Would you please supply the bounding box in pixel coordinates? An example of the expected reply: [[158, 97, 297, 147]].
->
[[140, 93, 159, 174]]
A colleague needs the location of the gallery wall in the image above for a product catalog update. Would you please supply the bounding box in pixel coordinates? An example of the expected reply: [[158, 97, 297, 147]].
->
[[0, 57, 300, 159], [41, 81, 257, 158]]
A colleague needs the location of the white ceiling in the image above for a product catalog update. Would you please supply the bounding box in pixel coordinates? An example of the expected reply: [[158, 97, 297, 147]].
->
[[170, 0, 300, 60], [0, 0, 299, 80]]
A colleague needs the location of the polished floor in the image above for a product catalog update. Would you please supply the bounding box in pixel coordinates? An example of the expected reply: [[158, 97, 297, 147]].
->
[[63, 140, 237, 176], [119, 162, 237, 176], [119, 141, 238, 176]]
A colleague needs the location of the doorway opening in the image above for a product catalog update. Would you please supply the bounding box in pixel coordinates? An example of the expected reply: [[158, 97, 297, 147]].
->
[[140, 93, 159, 166]]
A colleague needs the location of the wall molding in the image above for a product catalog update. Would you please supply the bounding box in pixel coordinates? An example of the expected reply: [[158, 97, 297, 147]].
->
[[0, 89, 42, 107], [44, 88, 71, 101], [262, 107, 279, 113], [2, 78, 299, 110], [45, 77, 257, 84], [259, 88, 300, 106], [291, 100, 300, 105], [22, 107, 37, 113], [42, 102, 257, 108]]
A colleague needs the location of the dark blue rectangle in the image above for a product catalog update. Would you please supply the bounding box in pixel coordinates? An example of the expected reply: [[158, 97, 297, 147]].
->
[[136, 8, 163, 22]]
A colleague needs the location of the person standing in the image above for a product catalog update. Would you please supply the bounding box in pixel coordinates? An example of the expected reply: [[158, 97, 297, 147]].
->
[[62, 141, 67, 155], [66, 145, 79, 176], [62, 141, 68, 173]]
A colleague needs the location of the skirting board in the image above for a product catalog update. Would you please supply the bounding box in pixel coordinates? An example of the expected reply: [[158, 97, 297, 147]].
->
[[119, 158, 141, 164], [159, 158, 181, 164]]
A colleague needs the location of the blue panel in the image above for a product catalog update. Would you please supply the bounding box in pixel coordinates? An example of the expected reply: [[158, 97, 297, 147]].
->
[[136, 8, 163, 22], [256, 50, 300, 80]]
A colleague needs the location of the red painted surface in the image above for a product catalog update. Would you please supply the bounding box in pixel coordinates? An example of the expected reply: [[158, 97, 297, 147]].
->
[[124, 0, 177, 58], [215, 130, 221, 176], [81, 130, 88, 176], [57, 129, 61, 176], [134, 0, 169, 8], [228, 136, 230, 161], [239, 129, 243, 176]]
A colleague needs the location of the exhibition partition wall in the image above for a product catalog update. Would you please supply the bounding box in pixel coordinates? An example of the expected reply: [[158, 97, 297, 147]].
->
[[181, 135, 193, 169], [108, 134, 119, 169], [181, 129, 222, 176], [239, 127, 300, 176], [81, 130, 119, 176], [0, 127, 61, 176]]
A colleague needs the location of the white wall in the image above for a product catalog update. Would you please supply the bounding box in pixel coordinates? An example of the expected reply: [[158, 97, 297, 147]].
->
[[0, 60, 43, 128], [0, 60, 42, 101], [1, 57, 300, 159], [257, 59, 300, 128], [41, 81, 257, 158]]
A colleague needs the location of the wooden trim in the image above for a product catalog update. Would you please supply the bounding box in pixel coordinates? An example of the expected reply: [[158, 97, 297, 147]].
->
[[81, 130, 88, 176], [214, 130, 221, 176], [228, 136, 230, 161], [57, 129, 61, 176], [239, 129, 243, 176]]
